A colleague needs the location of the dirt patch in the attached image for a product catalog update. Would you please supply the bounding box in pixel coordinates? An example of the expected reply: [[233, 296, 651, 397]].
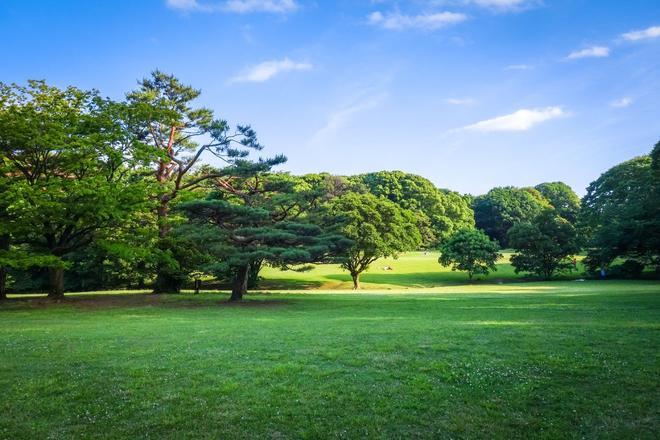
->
[[0, 293, 291, 311]]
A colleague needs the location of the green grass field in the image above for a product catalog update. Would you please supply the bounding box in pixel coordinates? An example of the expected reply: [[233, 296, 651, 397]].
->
[[1, 276, 659, 438], [258, 251, 583, 290]]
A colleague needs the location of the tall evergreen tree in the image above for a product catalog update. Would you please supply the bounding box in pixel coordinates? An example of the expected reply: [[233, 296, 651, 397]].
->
[[127, 71, 284, 292]]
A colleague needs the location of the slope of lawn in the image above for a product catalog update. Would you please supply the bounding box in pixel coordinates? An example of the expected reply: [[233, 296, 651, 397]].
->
[[1, 280, 658, 439], [258, 251, 584, 290]]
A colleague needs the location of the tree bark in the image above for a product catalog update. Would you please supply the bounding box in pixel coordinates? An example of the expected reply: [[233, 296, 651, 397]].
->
[[230, 264, 250, 301], [0, 267, 6, 301], [351, 272, 360, 290], [157, 197, 171, 239], [48, 267, 64, 299], [0, 234, 8, 300]]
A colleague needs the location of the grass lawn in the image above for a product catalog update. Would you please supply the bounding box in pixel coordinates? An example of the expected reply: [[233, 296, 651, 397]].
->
[[258, 251, 585, 290], [1, 280, 659, 438]]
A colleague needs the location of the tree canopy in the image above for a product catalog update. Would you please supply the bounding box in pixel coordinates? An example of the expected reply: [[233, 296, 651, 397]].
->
[[508, 209, 581, 279], [320, 192, 422, 289], [580, 144, 660, 271], [439, 229, 501, 280], [355, 171, 474, 246], [473, 186, 549, 246]]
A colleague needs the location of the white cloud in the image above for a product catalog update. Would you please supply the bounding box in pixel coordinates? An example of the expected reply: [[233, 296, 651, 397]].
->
[[609, 97, 633, 108], [466, 0, 536, 11], [621, 25, 660, 41], [445, 98, 475, 105], [223, 0, 297, 13], [463, 107, 565, 132], [566, 46, 610, 60], [165, 0, 297, 13], [368, 10, 467, 30], [229, 58, 312, 83], [166, 0, 204, 10], [311, 92, 387, 145], [506, 63, 533, 70]]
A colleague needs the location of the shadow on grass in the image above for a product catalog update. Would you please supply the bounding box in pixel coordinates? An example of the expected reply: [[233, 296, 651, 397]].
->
[[257, 278, 324, 290], [0, 293, 290, 311]]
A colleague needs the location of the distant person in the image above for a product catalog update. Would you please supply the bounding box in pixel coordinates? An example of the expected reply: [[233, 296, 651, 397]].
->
[[600, 267, 606, 279]]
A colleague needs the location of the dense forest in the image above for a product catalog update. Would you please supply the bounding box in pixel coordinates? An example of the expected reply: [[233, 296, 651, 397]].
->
[[1, 73, 659, 300]]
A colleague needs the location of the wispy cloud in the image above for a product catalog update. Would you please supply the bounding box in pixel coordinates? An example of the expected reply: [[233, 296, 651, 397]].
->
[[621, 25, 660, 41], [368, 10, 467, 31], [229, 58, 312, 83], [224, 0, 297, 13], [506, 63, 533, 70], [465, 0, 538, 11], [165, 0, 297, 13], [609, 97, 633, 108], [463, 107, 566, 132], [311, 90, 387, 146], [445, 98, 475, 105], [566, 46, 609, 60]]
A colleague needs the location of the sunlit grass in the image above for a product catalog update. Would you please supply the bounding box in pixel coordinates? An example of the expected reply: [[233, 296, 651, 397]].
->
[[259, 251, 586, 290], [1, 280, 658, 438]]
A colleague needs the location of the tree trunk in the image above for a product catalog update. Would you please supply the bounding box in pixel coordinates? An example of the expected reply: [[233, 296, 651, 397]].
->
[[230, 264, 250, 301], [0, 234, 8, 300], [48, 267, 64, 299], [154, 195, 181, 293], [351, 272, 360, 290], [157, 197, 171, 239], [0, 267, 6, 301]]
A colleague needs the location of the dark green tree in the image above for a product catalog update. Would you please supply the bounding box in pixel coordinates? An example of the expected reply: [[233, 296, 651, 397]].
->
[[0, 80, 155, 298], [580, 143, 660, 272], [127, 71, 283, 292], [178, 185, 350, 300], [508, 209, 581, 279], [320, 192, 422, 289], [535, 181, 581, 223], [439, 229, 501, 280], [473, 186, 549, 246], [355, 171, 474, 246]]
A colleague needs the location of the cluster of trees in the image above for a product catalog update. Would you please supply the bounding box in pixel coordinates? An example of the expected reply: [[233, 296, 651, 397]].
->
[[0, 73, 473, 299], [1, 73, 657, 300]]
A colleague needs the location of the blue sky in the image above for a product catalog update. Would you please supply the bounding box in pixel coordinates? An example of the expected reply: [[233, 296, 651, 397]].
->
[[1, 0, 659, 195]]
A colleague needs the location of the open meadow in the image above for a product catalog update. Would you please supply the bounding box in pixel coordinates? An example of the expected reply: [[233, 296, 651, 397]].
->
[[2, 268, 658, 438]]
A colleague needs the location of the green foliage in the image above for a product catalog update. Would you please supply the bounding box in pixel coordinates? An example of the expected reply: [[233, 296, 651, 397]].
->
[[580, 147, 659, 272], [321, 192, 422, 288], [439, 229, 501, 279], [508, 209, 581, 279], [535, 181, 581, 223], [473, 186, 549, 246], [355, 171, 474, 246], [177, 172, 352, 298], [0, 80, 156, 296]]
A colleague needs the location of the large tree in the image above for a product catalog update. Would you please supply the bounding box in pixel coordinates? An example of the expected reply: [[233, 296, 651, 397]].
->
[[439, 229, 501, 280], [127, 71, 282, 292], [535, 181, 581, 223], [580, 143, 660, 271], [355, 171, 474, 246], [178, 174, 350, 300], [320, 192, 422, 289], [473, 186, 549, 246], [508, 209, 581, 279], [0, 81, 154, 298]]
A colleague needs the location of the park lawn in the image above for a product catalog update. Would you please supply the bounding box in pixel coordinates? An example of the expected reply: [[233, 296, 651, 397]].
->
[[1, 280, 659, 439], [258, 251, 585, 290]]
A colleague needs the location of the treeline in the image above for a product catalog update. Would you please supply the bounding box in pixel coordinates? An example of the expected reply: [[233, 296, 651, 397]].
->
[[0, 73, 658, 300]]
